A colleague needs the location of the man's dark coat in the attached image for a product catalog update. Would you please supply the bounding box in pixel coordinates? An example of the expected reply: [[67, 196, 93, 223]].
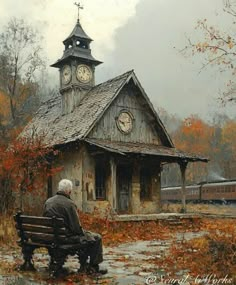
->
[[43, 191, 103, 266], [43, 191, 84, 236]]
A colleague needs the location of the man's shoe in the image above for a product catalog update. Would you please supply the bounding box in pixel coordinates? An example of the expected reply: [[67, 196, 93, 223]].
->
[[88, 264, 108, 275]]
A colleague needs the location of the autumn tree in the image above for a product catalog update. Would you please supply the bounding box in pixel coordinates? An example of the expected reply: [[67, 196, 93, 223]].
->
[[182, 0, 236, 104], [220, 119, 236, 177], [0, 134, 62, 213], [172, 115, 212, 183], [0, 18, 45, 123]]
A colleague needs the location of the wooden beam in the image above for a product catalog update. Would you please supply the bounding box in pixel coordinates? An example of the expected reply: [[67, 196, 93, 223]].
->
[[179, 161, 188, 213]]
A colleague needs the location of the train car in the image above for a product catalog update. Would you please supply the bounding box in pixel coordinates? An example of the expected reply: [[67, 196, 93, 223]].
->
[[201, 180, 236, 203], [161, 179, 236, 204], [161, 186, 182, 202], [161, 185, 200, 202]]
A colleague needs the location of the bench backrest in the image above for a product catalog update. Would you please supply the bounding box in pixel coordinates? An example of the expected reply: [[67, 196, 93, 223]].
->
[[14, 212, 67, 245]]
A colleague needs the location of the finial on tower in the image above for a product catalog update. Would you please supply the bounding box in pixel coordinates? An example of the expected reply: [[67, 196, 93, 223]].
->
[[74, 2, 84, 22]]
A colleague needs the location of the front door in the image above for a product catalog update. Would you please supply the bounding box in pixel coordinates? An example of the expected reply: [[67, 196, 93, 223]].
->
[[117, 165, 132, 213]]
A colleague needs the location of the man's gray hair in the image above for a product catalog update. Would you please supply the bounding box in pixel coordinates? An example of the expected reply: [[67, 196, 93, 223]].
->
[[58, 179, 73, 193]]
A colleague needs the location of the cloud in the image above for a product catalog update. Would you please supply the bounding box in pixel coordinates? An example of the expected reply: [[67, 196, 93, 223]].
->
[[0, 0, 234, 119], [98, 0, 235, 119], [0, 0, 138, 64]]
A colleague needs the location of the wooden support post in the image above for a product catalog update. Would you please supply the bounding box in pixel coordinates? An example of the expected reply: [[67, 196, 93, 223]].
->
[[109, 157, 117, 211], [179, 160, 188, 213]]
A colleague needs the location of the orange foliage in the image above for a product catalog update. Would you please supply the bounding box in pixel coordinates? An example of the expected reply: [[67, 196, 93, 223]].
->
[[0, 210, 235, 283], [174, 115, 213, 156], [222, 120, 236, 158], [78, 208, 200, 247], [153, 218, 236, 279], [0, 135, 63, 212]]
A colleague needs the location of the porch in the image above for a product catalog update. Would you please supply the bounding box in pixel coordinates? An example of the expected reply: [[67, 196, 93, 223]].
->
[[85, 139, 208, 214]]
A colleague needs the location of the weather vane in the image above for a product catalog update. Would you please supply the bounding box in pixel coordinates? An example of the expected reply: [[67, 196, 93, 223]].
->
[[74, 2, 84, 21]]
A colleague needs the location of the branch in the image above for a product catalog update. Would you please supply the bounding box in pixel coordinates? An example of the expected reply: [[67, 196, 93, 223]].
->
[[200, 21, 233, 45], [185, 37, 236, 59], [223, 0, 236, 16], [198, 53, 227, 73]]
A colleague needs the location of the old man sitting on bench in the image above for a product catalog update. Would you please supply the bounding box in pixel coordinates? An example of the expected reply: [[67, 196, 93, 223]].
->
[[43, 179, 107, 274]]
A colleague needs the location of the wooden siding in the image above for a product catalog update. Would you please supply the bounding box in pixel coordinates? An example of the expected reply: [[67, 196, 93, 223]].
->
[[89, 84, 162, 145], [52, 148, 83, 209]]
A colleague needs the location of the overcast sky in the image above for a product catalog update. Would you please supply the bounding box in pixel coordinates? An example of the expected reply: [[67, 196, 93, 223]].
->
[[0, 0, 235, 121]]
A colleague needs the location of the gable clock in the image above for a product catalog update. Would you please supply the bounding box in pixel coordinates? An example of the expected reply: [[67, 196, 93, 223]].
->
[[116, 110, 134, 134]]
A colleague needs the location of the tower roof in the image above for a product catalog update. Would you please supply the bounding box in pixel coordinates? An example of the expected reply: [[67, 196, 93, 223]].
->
[[50, 47, 102, 68], [63, 20, 93, 44], [51, 17, 101, 68]]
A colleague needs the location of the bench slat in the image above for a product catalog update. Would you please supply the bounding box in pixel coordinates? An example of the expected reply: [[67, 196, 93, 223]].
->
[[23, 241, 81, 250], [19, 215, 64, 227], [21, 224, 67, 235], [23, 231, 67, 242]]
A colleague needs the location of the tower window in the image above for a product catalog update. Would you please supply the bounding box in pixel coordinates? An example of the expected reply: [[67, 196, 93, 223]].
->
[[140, 167, 152, 200]]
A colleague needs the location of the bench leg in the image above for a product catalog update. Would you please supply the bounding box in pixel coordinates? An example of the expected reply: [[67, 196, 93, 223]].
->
[[20, 245, 36, 271], [48, 249, 67, 277]]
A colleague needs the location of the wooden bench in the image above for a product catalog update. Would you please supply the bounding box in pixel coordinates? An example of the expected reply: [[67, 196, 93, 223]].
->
[[14, 212, 87, 277]]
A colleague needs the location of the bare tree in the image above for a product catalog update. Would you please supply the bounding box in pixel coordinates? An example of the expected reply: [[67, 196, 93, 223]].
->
[[0, 18, 45, 121]]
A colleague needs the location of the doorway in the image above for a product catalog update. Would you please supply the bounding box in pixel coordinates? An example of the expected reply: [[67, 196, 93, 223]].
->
[[117, 165, 132, 213]]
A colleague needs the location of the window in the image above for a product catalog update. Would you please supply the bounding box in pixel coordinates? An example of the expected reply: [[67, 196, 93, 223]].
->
[[95, 162, 106, 200], [140, 167, 152, 200]]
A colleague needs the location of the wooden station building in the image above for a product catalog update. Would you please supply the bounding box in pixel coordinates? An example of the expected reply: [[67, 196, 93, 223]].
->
[[21, 13, 207, 215]]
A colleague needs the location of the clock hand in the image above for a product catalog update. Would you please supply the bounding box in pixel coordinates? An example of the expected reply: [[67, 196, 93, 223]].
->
[[119, 120, 126, 127]]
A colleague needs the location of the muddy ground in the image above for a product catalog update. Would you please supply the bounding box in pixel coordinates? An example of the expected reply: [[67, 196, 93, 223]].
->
[[0, 231, 206, 285]]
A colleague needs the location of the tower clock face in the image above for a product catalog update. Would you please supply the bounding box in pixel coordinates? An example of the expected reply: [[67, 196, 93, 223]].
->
[[76, 64, 92, 83], [117, 111, 134, 134], [62, 65, 72, 84]]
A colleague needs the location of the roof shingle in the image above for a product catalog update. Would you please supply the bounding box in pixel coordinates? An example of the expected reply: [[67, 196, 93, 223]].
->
[[21, 70, 133, 146]]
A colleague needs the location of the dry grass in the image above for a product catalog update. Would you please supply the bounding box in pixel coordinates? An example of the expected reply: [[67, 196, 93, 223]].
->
[[0, 214, 18, 249]]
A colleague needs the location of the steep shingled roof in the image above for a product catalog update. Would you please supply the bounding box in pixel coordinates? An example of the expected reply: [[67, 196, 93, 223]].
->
[[21, 70, 134, 146], [85, 139, 208, 162], [20, 70, 208, 162], [21, 70, 174, 148]]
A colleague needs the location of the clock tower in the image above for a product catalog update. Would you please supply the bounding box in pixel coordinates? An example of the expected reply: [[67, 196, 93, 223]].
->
[[51, 3, 102, 114]]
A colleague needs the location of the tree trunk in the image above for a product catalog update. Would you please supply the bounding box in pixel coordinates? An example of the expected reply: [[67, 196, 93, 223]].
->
[[9, 96, 15, 121]]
